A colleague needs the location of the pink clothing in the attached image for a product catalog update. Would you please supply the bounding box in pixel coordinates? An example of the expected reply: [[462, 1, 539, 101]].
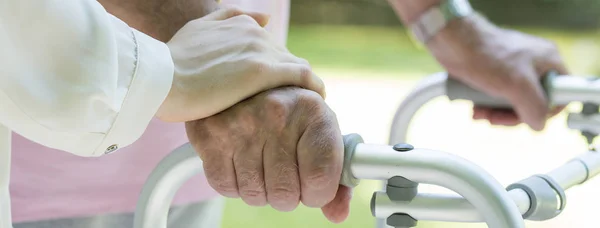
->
[[10, 1, 290, 223], [10, 119, 218, 223]]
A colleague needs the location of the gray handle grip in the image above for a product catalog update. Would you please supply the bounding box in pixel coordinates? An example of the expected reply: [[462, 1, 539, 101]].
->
[[446, 78, 510, 108], [340, 133, 363, 188], [446, 72, 555, 108]]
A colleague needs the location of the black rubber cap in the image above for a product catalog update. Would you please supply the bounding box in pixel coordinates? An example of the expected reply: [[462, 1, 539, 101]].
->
[[370, 192, 376, 217], [392, 143, 414, 152], [386, 213, 418, 227]]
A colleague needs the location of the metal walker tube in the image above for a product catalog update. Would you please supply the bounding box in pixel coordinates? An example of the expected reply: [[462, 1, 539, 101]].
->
[[377, 72, 600, 227], [377, 72, 449, 228]]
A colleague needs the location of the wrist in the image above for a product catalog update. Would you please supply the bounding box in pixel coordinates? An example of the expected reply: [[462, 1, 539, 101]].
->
[[388, 0, 443, 25], [407, 0, 474, 45], [156, 64, 189, 122], [99, 0, 219, 42]]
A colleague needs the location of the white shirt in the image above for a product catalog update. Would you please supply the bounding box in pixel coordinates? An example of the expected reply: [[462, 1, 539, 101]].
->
[[0, 1, 174, 227]]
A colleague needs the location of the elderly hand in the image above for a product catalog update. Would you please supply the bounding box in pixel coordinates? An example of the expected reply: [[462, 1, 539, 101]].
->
[[156, 7, 325, 122], [426, 14, 569, 131], [185, 87, 352, 223]]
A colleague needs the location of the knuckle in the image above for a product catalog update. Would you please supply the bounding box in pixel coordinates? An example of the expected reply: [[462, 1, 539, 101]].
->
[[246, 26, 268, 38], [303, 167, 335, 190], [197, 118, 233, 140], [296, 65, 314, 84], [297, 87, 321, 101], [232, 14, 256, 25], [538, 40, 560, 56], [240, 188, 266, 198], [505, 73, 526, 92], [544, 40, 558, 50], [201, 117, 221, 130], [543, 41, 564, 63], [263, 92, 288, 109], [210, 179, 238, 197], [267, 163, 300, 208], [245, 59, 270, 75], [269, 185, 299, 203], [204, 165, 225, 181], [505, 74, 538, 100], [194, 148, 209, 161], [223, 6, 244, 17], [239, 184, 267, 206], [263, 94, 291, 130], [244, 39, 267, 53], [296, 57, 310, 66], [185, 121, 208, 141], [237, 169, 264, 188], [235, 107, 259, 134], [295, 90, 325, 112], [204, 163, 237, 197], [241, 194, 267, 206]]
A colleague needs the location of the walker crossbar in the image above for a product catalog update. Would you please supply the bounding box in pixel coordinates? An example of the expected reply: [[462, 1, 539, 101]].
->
[[377, 72, 600, 228], [135, 72, 600, 228], [372, 151, 600, 223]]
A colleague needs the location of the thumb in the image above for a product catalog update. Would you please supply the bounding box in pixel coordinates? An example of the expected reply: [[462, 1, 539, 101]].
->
[[200, 6, 271, 27], [321, 185, 353, 224], [507, 70, 548, 131]]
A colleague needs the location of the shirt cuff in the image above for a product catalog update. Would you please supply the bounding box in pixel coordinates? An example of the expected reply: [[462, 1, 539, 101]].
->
[[93, 26, 174, 156]]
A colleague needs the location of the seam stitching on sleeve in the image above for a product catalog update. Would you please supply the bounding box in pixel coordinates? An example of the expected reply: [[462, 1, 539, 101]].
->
[[93, 28, 140, 155]]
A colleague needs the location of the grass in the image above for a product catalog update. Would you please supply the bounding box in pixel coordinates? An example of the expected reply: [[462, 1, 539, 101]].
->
[[222, 180, 382, 228], [221, 24, 600, 228], [286, 24, 600, 78], [220, 180, 475, 228], [287, 25, 442, 77]]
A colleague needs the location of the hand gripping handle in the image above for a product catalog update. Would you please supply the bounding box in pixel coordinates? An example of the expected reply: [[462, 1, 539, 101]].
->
[[446, 71, 557, 108]]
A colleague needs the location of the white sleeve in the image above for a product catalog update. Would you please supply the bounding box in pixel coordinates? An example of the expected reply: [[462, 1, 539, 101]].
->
[[0, 0, 174, 157]]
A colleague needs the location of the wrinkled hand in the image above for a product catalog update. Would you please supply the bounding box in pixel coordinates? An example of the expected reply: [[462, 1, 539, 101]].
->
[[426, 14, 569, 131], [157, 7, 325, 122], [185, 87, 351, 223]]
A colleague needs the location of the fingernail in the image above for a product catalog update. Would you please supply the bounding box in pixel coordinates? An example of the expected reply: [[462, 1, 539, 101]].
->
[[262, 15, 271, 27], [531, 121, 545, 131]]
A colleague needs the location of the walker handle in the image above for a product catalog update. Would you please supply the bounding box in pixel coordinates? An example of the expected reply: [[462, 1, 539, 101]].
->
[[446, 71, 557, 108], [340, 134, 363, 187]]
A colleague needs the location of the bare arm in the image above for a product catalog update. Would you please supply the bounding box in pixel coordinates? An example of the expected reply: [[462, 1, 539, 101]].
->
[[98, 0, 219, 42], [387, 0, 442, 24], [387, 0, 568, 131]]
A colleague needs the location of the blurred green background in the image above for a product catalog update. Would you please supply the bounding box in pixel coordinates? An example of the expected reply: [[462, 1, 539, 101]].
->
[[219, 0, 600, 227]]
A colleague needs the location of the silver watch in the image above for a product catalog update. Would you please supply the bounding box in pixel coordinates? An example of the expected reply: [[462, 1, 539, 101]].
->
[[410, 0, 474, 43]]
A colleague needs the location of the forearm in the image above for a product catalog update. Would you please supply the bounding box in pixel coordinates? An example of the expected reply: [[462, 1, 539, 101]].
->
[[387, 0, 442, 24], [427, 13, 498, 54], [98, 0, 219, 42]]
